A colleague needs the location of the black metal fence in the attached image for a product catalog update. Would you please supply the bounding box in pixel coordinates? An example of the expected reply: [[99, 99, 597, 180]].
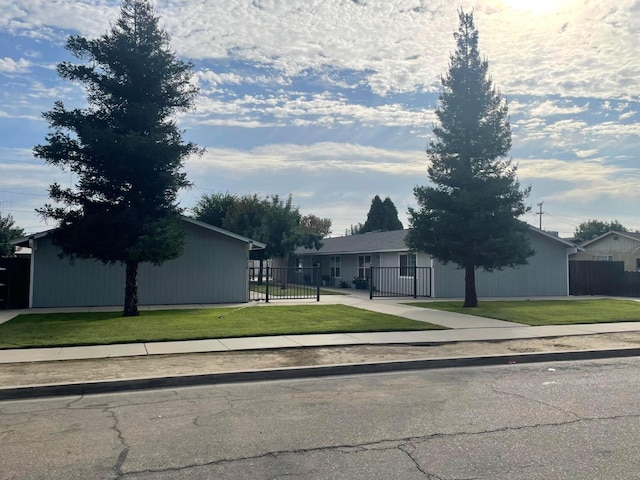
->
[[249, 266, 320, 302], [369, 267, 432, 299], [0, 257, 30, 309]]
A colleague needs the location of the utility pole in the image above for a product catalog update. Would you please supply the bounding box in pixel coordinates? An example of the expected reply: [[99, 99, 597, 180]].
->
[[536, 202, 544, 230]]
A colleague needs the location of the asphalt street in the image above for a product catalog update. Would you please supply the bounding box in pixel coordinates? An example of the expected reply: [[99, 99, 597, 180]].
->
[[2, 357, 640, 479]]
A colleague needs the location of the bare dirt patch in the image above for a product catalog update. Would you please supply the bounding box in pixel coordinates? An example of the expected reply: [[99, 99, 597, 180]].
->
[[2, 332, 640, 389]]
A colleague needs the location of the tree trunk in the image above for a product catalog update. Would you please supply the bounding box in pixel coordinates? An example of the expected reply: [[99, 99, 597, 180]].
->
[[124, 260, 140, 317], [463, 264, 478, 307]]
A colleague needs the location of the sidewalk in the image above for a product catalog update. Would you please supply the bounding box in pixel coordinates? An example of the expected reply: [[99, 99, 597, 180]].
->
[[2, 293, 640, 364], [1, 294, 640, 399]]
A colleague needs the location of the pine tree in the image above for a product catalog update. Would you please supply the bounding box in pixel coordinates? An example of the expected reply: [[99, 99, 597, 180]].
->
[[406, 9, 533, 307], [382, 197, 403, 231], [34, 0, 201, 316], [361, 195, 403, 233]]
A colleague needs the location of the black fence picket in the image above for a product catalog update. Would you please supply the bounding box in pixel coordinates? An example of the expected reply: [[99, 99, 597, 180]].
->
[[369, 267, 431, 299], [249, 266, 320, 302]]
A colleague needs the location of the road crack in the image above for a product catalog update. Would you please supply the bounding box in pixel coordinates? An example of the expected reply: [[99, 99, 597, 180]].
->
[[399, 441, 445, 479], [104, 407, 130, 478]]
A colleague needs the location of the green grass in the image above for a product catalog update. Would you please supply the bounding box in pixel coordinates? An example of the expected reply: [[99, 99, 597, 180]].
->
[[406, 299, 640, 326], [0, 304, 443, 349]]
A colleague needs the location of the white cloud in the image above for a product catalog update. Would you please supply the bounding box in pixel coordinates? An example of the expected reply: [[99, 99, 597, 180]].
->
[[0, 57, 32, 74], [574, 149, 598, 158], [188, 91, 435, 129], [529, 100, 589, 117], [187, 142, 424, 176], [518, 157, 640, 203], [2, 0, 639, 99]]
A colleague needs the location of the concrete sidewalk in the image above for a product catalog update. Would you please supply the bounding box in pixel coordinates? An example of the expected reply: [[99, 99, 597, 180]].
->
[[2, 294, 640, 399], [1, 293, 640, 364]]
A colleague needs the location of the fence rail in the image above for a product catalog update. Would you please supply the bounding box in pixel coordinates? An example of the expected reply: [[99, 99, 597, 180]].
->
[[369, 267, 432, 299], [249, 266, 320, 302]]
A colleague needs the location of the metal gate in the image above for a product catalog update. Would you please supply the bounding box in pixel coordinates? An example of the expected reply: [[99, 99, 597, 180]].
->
[[369, 267, 432, 299], [249, 266, 320, 302]]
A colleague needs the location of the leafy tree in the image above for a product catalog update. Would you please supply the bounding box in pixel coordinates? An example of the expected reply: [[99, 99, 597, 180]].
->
[[360, 195, 403, 233], [261, 195, 323, 287], [301, 214, 332, 239], [574, 219, 629, 244], [192, 193, 324, 285], [191, 192, 238, 228], [406, 9, 533, 308], [345, 223, 364, 236], [0, 212, 24, 257], [33, 0, 201, 316]]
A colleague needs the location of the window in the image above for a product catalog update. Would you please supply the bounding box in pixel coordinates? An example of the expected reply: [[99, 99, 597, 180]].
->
[[358, 255, 371, 279], [399, 253, 416, 277], [636, 258, 640, 271], [593, 255, 613, 261], [330, 256, 341, 278]]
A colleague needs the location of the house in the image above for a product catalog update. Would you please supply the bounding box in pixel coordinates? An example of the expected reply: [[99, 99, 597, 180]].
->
[[294, 226, 579, 298], [11, 217, 265, 308], [570, 231, 640, 271]]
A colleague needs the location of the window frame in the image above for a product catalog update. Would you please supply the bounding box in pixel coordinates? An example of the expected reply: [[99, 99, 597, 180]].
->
[[399, 253, 417, 277], [330, 256, 341, 278], [358, 255, 371, 279]]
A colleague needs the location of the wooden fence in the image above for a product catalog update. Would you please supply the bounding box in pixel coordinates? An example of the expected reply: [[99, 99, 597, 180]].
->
[[569, 260, 640, 297]]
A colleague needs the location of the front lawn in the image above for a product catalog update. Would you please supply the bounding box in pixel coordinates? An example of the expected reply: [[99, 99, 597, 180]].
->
[[406, 299, 640, 326], [0, 304, 443, 349]]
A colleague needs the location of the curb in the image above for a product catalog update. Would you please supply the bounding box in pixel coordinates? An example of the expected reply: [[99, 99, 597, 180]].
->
[[2, 347, 640, 400]]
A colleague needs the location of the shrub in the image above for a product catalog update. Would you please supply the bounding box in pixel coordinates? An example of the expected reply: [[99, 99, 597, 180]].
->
[[352, 277, 368, 290]]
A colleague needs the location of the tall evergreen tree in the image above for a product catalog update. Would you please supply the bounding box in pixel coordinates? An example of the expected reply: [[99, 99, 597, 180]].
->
[[361, 195, 403, 233], [382, 197, 403, 231], [34, 0, 201, 316], [406, 9, 532, 307]]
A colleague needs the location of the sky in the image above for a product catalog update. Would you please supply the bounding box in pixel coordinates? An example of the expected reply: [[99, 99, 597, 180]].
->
[[1, 0, 639, 238]]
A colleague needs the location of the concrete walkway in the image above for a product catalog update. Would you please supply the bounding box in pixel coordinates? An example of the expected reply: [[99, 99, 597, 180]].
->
[[2, 293, 640, 364]]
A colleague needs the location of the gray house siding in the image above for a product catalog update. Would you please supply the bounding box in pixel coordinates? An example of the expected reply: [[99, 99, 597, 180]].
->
[[29, 220, 252, 308], [376, 251, 431, 295], [433, 231, 571, 298]]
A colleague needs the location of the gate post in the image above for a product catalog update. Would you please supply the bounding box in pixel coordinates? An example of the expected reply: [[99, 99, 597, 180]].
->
[[413, 266, 417, 299], [369, 267, 374, 300], [265, 266, 270, 303]]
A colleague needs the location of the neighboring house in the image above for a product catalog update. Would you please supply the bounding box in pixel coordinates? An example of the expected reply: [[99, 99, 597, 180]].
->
[[294, 226, 579, 298], [571, 231, 640, 271], [12, 217, 265, 308]]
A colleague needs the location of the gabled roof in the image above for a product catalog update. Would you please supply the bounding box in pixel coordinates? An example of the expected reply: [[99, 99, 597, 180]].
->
[[182, 217, 266, 250], [580, 230, 640, 248], [296, 229, 408, 255], [296, 225, 580, 256], [12, 217, 266, 251]]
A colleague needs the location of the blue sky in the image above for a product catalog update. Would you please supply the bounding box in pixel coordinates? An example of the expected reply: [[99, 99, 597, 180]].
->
[[1, 0, 639, 237]]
